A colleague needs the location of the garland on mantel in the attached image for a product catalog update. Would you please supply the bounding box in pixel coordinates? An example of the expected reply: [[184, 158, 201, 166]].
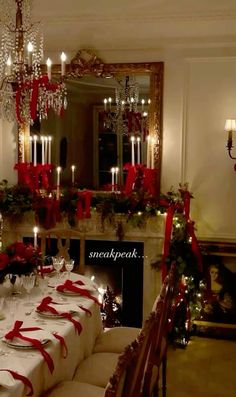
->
[[0, 179, 172, 229]]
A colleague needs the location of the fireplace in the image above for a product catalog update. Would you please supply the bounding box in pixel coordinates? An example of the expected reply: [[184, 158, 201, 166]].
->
[[5, 212, 165, 323], [84, 240, 144, 327]]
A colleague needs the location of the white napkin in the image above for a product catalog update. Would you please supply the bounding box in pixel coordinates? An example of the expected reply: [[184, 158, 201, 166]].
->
[[0, 370, 15, 389]]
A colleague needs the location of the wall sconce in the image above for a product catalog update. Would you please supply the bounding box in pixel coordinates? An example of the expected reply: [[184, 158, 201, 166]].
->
[[224, 119, 236, 159]]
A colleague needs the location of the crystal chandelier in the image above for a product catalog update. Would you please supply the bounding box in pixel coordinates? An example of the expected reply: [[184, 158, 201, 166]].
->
[[103, 75, 149, 138], [0, 0, 67, 125]]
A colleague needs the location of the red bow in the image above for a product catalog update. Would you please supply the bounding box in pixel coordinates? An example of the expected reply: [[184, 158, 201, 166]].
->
[[56, 280, 101, 306], [37, 296, 82, 334], [5, 321, 54, 373]]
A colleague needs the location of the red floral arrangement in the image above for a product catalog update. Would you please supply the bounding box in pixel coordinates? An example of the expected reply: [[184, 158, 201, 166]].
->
[[0, 241, 42, 283]]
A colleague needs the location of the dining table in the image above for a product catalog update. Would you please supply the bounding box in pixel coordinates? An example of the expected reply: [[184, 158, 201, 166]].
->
[[0, 272, 103, 397]]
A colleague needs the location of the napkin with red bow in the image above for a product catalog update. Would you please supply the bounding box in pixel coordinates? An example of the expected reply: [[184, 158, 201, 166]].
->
[[36, 296, 83, 334], [4, 321, 54, 373], [56, 279, 101, 305]]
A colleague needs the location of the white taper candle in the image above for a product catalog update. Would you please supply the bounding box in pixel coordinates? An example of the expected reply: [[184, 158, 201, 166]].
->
[[33, 226, 38, 248], [33, 135, 37, 166], [131, 136, 135, 166]]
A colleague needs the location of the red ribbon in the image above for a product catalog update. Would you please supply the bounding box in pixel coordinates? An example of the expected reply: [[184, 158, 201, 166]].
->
[[52, 332, 68, 358], [15, 75, 63, 124], [14, 163, 34, 189], [77, 191, 93, 219], [5, 321, 54, 373], [161, 204, 175, 281], [179, 189, 191, 221], [143, 167, 158, 196], [77, 305, 92, 317], [0, 369, 33, 396], [56, 280, 101, 306], [37, 297, 82, 334], [124, 164, 136, 195]]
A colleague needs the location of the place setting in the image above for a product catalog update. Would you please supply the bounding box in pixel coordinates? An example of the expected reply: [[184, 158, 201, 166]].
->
[[34, 296, 83, 334]]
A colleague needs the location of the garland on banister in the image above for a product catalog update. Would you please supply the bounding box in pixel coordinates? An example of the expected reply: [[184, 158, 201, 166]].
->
[[156, 183, 204, 348]]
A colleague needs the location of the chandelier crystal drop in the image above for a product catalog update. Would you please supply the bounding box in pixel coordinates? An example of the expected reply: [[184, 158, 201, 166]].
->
[[0, 0, 67, 125]]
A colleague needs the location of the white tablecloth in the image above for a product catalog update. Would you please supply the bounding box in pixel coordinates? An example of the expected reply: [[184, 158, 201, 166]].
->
[[0, 273, 103, 397]]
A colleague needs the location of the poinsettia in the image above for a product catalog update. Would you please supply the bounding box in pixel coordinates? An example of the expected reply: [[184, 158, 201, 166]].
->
[[0, 241, 42, 282]]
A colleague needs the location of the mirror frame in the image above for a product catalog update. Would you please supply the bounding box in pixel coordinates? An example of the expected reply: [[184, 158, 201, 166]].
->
[[20, 49, 164, 196]]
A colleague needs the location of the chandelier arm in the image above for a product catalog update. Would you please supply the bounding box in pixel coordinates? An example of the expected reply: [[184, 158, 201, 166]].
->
[[227, 148, 236, 160]]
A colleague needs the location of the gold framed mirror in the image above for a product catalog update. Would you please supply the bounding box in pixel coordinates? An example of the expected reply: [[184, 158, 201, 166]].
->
[[23, 50, 164, 195]]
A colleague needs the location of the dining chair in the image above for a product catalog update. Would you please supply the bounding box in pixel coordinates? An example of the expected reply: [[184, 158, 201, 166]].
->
[[41, 310, 158, 397], [142, 263, 176, 397]]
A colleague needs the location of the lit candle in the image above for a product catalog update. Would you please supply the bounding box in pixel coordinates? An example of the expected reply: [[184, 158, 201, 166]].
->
[[141, 99, 145, 112], [33, 135, 37, 166], [48, 136, 52, 164], [56, 166, 61, 200], [6, 55, 12, 76], [41, 136, 45, 165], [46, 58, 52, 81], [56, 166, 61, 186], [115, 167, 119, 186], [131, 136, 135, 166], [104, 98, 107, 111], [29, 136, 32, 163], [146, 136, 150, 168], [27, 42, 33, 68], [137, 136, 141, 164], [33, 226, 38, 248], [111, 167, 115, 191], [71, 164, 76, 185], [130, 97, 134, 110], [44, 137, 48, 163], [60, 52, 66, 76]]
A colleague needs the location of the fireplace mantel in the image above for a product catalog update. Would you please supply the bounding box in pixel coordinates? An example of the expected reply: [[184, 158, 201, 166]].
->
[[2, 212, 165, 321]]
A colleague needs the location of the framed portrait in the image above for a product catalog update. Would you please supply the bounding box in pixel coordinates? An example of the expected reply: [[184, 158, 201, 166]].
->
[[193, 241, 236, 339]]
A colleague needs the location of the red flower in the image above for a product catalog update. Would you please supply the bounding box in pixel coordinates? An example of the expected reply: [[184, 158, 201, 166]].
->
[[24, 245, 35, 260], [13, 242, 27, 257], [0, 253, 9, 270]]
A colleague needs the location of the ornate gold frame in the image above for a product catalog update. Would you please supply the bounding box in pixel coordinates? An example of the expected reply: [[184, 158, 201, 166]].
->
[[20, 49, 164, 195]]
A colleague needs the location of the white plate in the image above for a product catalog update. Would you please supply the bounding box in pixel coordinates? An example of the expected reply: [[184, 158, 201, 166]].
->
[[35, 309, 77, 318], [3, 338, 50, 350]]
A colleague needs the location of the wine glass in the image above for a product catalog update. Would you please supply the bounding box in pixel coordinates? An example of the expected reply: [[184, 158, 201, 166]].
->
[[52, 257, 64, 281], [65, 259, 74, 279], [37, 276, 49, 298], [6, 274, 22, 295], [22, 273, 36, 306]]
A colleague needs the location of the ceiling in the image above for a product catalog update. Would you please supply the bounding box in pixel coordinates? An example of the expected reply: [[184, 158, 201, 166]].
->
[[27, 0, 236, 62]]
